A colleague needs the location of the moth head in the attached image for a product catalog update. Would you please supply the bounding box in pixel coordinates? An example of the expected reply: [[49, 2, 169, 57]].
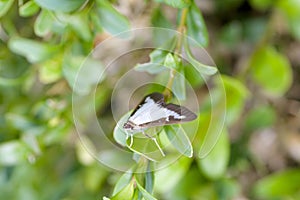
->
[[123, 122, 134, 130]]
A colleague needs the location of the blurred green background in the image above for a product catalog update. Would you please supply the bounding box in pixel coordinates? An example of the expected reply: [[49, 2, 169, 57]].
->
[[1, 0, 300, 199]]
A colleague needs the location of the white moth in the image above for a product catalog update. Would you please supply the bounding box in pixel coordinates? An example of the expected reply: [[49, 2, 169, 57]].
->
[[123, 92, 197, 156]]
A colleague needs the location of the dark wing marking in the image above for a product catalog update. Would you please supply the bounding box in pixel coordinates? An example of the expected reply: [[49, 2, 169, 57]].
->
[[165, 104, 197, 122], [129, 92, 165, 117]]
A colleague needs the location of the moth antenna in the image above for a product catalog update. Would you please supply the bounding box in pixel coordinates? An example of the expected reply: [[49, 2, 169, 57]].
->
[[143, 132, 165, 157]]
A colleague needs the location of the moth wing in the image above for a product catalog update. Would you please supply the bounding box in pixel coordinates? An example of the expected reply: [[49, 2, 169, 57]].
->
[[164, 103, 197, 123], [129, 92, 165, 118]]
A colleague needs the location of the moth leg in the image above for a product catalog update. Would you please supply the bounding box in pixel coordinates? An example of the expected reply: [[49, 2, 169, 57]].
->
[[143, 132, 165, 157], [126, 132, 134, 147]]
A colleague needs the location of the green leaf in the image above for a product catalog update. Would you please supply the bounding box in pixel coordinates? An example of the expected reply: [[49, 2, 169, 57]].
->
[[113, 170, 133, 195], [172, 64, 186, 100], [277, 0, 300, 40], [113, 112, 131, 146], [39, 55, 62, 84], [164, 53, 177, 69], [221, 75, 249, 125], [0, 0, 14, 17], [253, 169, 300, 199], [154, 156, 192, 192], [184, 63, 204, 87], [184, 37, 218, 76], [244, 105, 276, 133], [8, 37, 59, 63], [156, 0, 191, 8], [249, 0, 274, 10], [150, 49, 169, 64], [164, 125, 193, 157], [151, 7, 173, 45], [0, 141, 30, 166], [135, 43, 175, 74], [19, 1, 40, 17], [135, 176, 157, 200], [186, 3, 209, 47], [134, 63, 165, 74], [250, 46, 292, 96], [197, 128, 230, 179], [63, 56, 105, 95], [215, 179, 241, 200], [58, 13, 92, 41], [97, 0, 130, 35], [111, 179, 135, 200], [145, 165, 154, 194], [34, 9, 53, 37], [35, 0, 86, 12]]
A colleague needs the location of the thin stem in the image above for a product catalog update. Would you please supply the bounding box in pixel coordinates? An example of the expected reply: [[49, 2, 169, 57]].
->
[[163, 8, 188, 100]]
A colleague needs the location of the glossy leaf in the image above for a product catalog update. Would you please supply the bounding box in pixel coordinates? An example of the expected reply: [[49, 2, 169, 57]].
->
[[250, 46, 292, 96], [19, 1, 40, 17], [164, 125, 193, 157], [172, 64, 186, 100], [35, 0, 86, 12], [155, 0, 191, 8], [184, 63, 204, 87], [134, 48, 170, 74], [111, 179, 135, 200], [221, 75, 249, 125], [97, 0, 130, 35], [253, 169, 300, 199], [34, 9, 54, 37], [0, 0, 14, 17], [135, 176, 157, 200], [198, 128, 230, 179], [164, 53, 177, 69], [113, 112, 131, 146], [113, 170, 133, 195], [184, 37, 218, 76], [134, 63, 165, 74], [186, 3, 209, 47], [145, 166, 154, 194], [8, 37, 59, 63]]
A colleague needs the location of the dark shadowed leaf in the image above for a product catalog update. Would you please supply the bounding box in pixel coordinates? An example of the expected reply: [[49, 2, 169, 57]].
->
[[186, 3, 209, 47]]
